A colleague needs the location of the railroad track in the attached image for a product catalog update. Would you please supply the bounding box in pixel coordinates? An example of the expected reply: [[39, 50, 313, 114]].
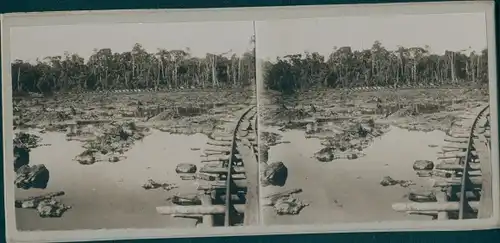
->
[[392, 105, 492, 220], [156, 104, 260, 227]]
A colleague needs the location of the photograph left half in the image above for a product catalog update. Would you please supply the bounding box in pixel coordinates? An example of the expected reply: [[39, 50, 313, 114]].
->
[[5, 20, 259, 231]]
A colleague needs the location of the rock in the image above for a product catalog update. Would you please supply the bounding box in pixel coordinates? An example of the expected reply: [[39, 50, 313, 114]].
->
[[273, 197, 309, 215], [14, 164, 50, 190], [347, 153, 358, 160], [13, 144, 30, 172], [261, 161, 288, 187], [175, 163, 197, 174], [413, 160, 434, 171], [314, 147, 335, 162]]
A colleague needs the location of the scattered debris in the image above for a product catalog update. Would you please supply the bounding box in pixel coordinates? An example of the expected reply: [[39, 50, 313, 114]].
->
[[261, 161, 288, 187], [274, 197, 309, 215], [14, 132, 42, 148], [380, 176, 415, 187], [15, 191, 70, 218], [75, 121, 149, 164], [314, 147, 335, 162], [413, 160, 434, 171], [37, 198, 72, 218], [75, 150, 97, 165], [175, 163, 197, 174], [142, 179, 178, 191], [262, 188, 303, 206], [261, 131, 284, 147], [15, 164, 50, 190]]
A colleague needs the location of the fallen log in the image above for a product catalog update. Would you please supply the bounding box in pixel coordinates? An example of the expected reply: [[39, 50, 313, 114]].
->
[[392, 201, 480, 212], [262, 188, 303, 206], [15, 191, 65, 208], [157, 204, 245, 215]]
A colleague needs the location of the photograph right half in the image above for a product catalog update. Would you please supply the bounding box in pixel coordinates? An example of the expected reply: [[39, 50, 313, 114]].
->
[[256, 12, 494, 226]]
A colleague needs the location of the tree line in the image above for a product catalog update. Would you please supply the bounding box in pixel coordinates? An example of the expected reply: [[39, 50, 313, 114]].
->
[[12, 40, 256, 95], [263, 41, 489, 93]]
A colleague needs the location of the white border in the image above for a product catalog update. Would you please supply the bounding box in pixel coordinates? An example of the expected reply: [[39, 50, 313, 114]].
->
[[2, 1, 499, 243]]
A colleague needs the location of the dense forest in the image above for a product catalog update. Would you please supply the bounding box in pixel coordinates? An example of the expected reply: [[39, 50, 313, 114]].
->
[[263, 41, 489, 93], [11, 40, 256, 95]]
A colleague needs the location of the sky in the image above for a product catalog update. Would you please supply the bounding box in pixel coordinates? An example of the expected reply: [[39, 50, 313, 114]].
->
[[10, 21, 255, 62], [256, 12, 488, 60]]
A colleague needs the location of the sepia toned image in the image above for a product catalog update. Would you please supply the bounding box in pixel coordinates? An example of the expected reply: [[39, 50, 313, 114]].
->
[[257, 13, 494, 226], [7, 20, 259, 231]]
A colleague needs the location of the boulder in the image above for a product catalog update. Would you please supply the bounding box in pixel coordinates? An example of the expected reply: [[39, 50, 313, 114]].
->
[[314, 147, 335, 162], [261, 161, 288, 187], [413, 160, 434, 171], [15, 164, 50, 190], [175, 163, 197, 174]]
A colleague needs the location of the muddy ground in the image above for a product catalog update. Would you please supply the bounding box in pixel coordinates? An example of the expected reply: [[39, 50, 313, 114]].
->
[[260, 88, 489, 156], [13, 88, 255, 230], [259, 87, 490, 224]]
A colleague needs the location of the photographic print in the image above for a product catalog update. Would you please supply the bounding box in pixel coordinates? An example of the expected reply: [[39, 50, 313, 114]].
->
[[6, 19, 258, 231], [257, 12, 495, 225], [2, 2, 498, 243]]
